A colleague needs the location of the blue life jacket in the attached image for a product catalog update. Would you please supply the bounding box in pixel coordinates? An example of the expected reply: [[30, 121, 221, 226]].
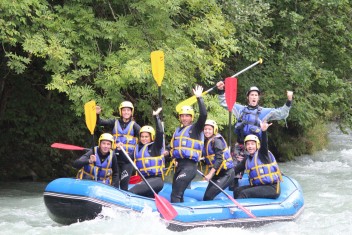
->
[[245, 151, 282, 186], [235, 106, 262, 143], [171, 125, 204, 162], [202, 134, 234, 174], [112, 120, 138, 156], [135, 142, 165, 178], [77, 147, 114, 184]]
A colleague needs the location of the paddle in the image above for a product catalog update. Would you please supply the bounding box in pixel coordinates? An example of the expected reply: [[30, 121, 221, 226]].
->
[[84, 100, 97, 148], [151, 50, 166, 150], [120, 147, 178, 221], [84, 100, 97, 180], [151, 50, 165, 107], [51, 143, 90, 151], [197, 170, 256, 218], [175, 59, 263, 112], [50, 142, 142, 184], [224, 77, 237, 149]]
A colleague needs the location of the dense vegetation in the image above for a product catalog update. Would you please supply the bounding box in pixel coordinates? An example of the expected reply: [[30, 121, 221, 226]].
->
[[1, 0, 351, 180]]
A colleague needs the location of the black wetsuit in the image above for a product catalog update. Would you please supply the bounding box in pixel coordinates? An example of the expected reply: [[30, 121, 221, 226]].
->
[[97, 116, 141, 191], [203, 137, 234, 201], [171, 97, 207, 203], [233, 131, 280, 199], [129, 115, 164, 198], [73, 148, 119, 188]]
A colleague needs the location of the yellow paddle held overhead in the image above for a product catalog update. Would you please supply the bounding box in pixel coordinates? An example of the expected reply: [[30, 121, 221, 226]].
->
[[84, 100, 96, 135], [151, 51, 165, 87], [175, 90, 211, 113], [175, 59, 263, 112]]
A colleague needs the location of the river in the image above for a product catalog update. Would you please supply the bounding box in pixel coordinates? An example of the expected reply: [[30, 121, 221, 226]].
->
[[1, 125, 351, 235]]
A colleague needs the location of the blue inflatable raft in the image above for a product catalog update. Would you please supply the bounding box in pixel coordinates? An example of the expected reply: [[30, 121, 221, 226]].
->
[[43, 174, 304, 231]]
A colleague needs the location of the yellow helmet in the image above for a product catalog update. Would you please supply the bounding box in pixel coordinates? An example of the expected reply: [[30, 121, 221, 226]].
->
[[140, 125, 155, 141], [205, 119, 218, 135], [98, 133, 114, 144], [178, 106, 194, 121], [244, 134, 260, 149], [119, 101, 134, 116]]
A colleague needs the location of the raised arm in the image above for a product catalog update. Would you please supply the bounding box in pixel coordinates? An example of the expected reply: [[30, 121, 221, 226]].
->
[[153, 108, 164, 150], [193, 85, 207, 136], [95, 105, 116, 127], [262, 90, 293, 122], [258, 122, 272, 164]]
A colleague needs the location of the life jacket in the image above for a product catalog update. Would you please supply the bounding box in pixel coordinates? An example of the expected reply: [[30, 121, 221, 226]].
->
[[235, 106, 262, 143], [202, 134, 234, 174], [245, 151, 282, 186], [170, 125, 204, 162], [77, 147, 114, 184], [112, 120, 138, 156], [135, 142, 165, 178]]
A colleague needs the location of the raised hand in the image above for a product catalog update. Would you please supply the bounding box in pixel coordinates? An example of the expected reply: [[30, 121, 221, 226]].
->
[[96, 105, 102, 114], [193, 85, 204, 98], [153, 107, 162, 116], [216, 81, 225, 90], [260, 121, 272, 132]]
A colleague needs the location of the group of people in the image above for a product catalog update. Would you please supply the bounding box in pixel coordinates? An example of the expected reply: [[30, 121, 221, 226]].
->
[[73, 81, 293, 202]]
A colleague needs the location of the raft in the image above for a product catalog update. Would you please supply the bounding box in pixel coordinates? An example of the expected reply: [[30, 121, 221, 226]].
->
[[43, 174, 304, 231]]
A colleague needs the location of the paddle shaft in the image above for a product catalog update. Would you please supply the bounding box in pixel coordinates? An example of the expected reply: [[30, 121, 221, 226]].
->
[[228, 112, 232, 149], [175, 59, 262, 112], [208, 59, 263, 93], [197, 170, 256, 218]]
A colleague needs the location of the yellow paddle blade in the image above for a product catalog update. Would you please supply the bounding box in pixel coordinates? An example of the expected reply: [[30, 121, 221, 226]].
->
[[151, 50, 165, 86], [84, 100, 96, 135], [175, 96, 197, 113], [175, 89, 211, 113]]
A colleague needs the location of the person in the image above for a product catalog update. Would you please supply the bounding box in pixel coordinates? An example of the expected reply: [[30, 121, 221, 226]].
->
[[96, 101, 141, 190], [202, 119, 235, 201], [73, 133, 118, 187], [129, 108, 165, 198], [216, 82, 293, 162], [233, 122, 282, 199], [168, 85, 207, 203]]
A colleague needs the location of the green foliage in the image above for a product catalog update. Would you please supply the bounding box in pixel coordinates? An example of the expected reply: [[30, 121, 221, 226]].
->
[[1, 0, 352, 179]]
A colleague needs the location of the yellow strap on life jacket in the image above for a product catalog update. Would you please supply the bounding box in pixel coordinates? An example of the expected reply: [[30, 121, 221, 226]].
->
[[165, 158, 176, 176], [205, 165, 209, 175], [216, 160, 226, 175]]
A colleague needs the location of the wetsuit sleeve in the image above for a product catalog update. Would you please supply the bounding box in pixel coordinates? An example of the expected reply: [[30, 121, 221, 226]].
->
[[234, 157, 246, 175], [258, 131, 271, 164], [97, 115, 116, 127], [212, 138, 225, 170], [72, 149, 93, 169], [133, 122, 141, 137], [191, 97, 207, 139], [153, 115, 164, 151], [261, 101, 292, 122], [111, 155, 119, 188]]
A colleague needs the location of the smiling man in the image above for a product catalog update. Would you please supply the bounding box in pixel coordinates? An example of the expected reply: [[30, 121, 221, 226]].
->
[[169, 85, 207, 203], [73, 133, 118, 187], [233, 122, 282, 199]]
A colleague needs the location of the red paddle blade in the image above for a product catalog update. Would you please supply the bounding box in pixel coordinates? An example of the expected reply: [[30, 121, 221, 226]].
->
[[129, 175, 142, 184], [225, 77, 238, 111], [51, 143, 87, 151], [154, 194, 178, 220]]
